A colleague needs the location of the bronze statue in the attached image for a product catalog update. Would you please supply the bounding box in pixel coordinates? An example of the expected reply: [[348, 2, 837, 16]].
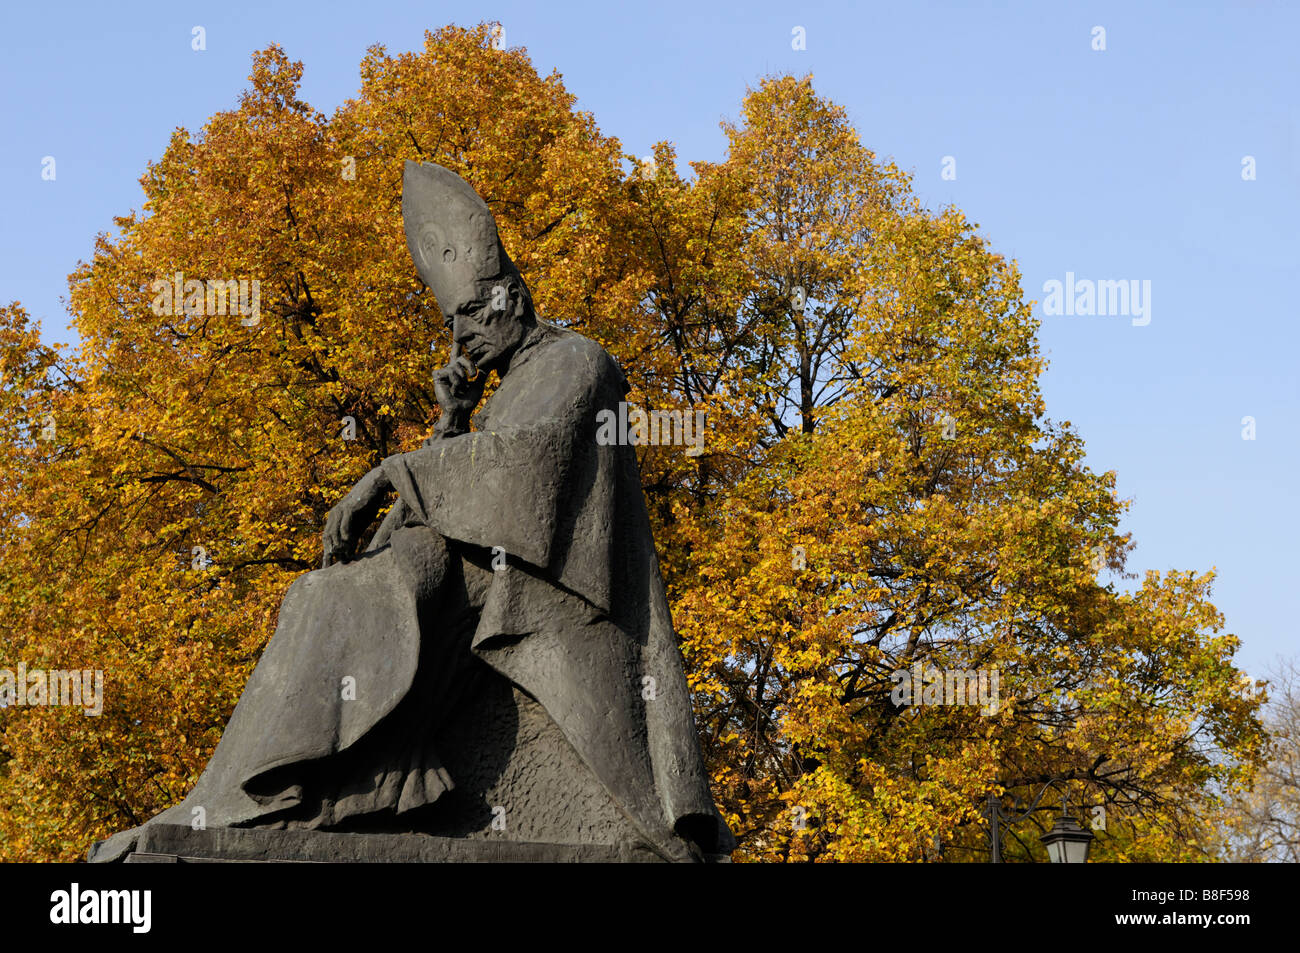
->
[[90, 162, 733, 863]]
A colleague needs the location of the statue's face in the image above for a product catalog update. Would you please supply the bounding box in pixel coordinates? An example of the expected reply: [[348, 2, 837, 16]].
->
[[446, 274, 530, 372]]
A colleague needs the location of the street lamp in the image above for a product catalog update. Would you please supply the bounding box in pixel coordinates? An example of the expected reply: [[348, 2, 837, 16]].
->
[[987, 782, 1094, 863], [1040, 810, 1093, 864]]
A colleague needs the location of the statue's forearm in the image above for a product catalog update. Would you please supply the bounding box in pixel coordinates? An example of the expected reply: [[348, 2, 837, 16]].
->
[[349, 466, 393, 529]]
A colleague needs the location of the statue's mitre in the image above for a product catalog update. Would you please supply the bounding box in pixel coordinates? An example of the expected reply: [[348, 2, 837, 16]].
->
[[402, 160, 509, 313]]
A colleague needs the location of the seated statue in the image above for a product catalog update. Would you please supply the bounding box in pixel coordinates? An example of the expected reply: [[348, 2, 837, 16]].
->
[[89, 161, 734, 863]]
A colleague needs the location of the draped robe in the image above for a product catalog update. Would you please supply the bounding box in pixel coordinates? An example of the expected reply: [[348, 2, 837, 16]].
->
[[89, 323, 734, 863]]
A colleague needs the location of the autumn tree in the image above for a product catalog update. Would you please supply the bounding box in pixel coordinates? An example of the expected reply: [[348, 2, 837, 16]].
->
[[1217, 657, 1299, 862], [0, 29, 1266, 862], [660, 77, 1265, 862]]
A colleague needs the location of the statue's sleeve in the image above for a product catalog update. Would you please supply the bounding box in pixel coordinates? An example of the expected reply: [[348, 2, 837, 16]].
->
[[378, 346, 593, 573]]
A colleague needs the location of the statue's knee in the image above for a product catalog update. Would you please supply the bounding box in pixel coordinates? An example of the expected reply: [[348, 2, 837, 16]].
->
[[388, 526, 451, 601]]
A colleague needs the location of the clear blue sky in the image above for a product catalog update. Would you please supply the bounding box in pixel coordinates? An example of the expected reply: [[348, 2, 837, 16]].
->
[[2, 1, 1295, 676]]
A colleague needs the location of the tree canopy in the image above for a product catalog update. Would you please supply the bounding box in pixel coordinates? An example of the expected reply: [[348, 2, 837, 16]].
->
[[0, 23, 1266, 862]]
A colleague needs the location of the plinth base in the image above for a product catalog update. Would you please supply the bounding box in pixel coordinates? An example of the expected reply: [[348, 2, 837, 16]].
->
[[117, 824, 660, 863]]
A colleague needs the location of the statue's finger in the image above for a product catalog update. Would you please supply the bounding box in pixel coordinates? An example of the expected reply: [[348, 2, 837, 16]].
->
[[454, 355, 480, 381], [433, 367, 466, 399]]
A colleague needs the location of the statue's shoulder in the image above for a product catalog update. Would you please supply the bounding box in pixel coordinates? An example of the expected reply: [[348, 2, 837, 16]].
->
[[528, 323, 628, 394]]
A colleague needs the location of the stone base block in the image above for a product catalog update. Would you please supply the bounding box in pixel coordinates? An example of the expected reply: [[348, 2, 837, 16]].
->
[[119, 824, 657, 863]]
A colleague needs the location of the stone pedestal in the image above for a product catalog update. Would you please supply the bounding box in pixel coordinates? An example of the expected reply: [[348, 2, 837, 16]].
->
[[121, 824, 658, 863]]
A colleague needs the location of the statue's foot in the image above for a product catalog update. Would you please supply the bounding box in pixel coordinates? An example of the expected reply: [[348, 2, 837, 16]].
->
[[87, 826, 143, 863]]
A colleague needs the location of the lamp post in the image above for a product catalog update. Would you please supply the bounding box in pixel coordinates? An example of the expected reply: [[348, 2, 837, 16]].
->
[[1040, 811, 1094, 864], [986, 782, 1093, 863]]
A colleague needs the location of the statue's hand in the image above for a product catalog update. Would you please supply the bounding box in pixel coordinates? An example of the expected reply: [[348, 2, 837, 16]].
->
[[321, 467, 391, 567], [432, 353, 485, 438]]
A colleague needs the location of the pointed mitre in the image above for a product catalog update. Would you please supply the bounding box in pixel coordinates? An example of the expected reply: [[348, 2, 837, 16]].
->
[[402, 160, 512, 314]]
